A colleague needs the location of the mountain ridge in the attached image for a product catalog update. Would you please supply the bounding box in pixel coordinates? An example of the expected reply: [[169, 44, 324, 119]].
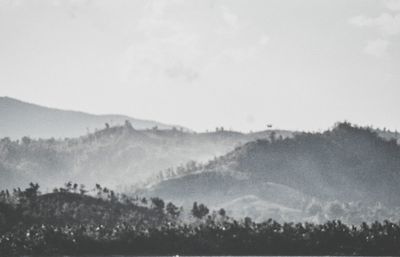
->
[[141, 122, 400, 222], [0, 96, 187, 139], [0, 120, 293, 190]]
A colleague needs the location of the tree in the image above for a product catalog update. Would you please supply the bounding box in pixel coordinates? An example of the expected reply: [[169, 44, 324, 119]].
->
[[125, 120, 134, 130], [18, 183, 40, 208], [218, 208, 226, 217], [24, 183, 40, 199], [151, 197, 165, 212], [95, 184, 102, 198], [79, 184, 87, 195], [65, 182, 73, 192], [166, 202, 180, 218], [73, 183, 78, 193], [21, 136, 31, 146], [191, 202, 209, 219], [109, 190, 117, 203], [244, 216, 253, 228]]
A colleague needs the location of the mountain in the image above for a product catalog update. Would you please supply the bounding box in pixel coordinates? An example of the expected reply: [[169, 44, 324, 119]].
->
[[142, 122, 400, 222], [0, 121, 293, 190], [0, 96, 185, 139]]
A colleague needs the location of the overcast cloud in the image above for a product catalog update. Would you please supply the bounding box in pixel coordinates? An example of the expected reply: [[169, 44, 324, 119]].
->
[[0, 0, 399, 132]]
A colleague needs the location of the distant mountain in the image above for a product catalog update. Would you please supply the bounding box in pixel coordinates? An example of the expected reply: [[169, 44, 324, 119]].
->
[[142, 122, 400, 222], [0, 121, 293, 190], [0, 96, 185, 139]]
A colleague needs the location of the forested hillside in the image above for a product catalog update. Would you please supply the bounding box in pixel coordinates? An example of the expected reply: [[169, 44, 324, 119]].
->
[[2, 182, 400, 256], [0, 121, 290, 190], [143, 122, 400, 223]]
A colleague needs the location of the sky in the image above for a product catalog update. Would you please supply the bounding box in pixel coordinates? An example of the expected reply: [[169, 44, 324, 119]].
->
[[0, 0, 399, 132]]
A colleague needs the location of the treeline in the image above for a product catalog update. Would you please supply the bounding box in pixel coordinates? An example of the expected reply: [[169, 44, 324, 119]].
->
[[3, 219, 400, 256], [0, 182, 184, 230], [1, 183, 400, 255]]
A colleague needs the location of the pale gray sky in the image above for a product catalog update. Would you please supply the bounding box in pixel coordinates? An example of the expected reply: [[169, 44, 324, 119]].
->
[[1, 0, 399, 132]]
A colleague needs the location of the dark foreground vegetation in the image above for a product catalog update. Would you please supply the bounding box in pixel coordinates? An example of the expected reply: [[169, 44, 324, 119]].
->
[[1, 183, 400, 256]]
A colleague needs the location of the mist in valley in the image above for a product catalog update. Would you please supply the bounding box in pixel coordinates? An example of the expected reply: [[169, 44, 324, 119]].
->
[[2, 100, 400, 225], [1, 0, 400, 255]]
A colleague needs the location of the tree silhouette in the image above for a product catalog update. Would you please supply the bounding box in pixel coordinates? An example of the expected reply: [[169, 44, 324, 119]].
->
[[166, 202, 180, 218], [191, 202, 209, 219], [151, 197, 165, 212]]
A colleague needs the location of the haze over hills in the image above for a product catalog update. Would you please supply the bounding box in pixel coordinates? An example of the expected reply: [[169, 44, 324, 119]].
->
[[142, 123, 400, 223], [0, 96, 185, 139], [2, 96, 400, 224], [0, 121, 292, 191]]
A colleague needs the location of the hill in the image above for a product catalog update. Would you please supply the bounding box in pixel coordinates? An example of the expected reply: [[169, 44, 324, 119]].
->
[[142, 122, 400, 222], [0, 183, 175, 234], [2, 183, 400, 256], [0, 96, 184, 139], [0, 121, 292, 190]]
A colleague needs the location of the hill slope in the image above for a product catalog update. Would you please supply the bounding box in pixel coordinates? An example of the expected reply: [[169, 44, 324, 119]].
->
[[142, 123, 400, 221], [0, 121, 292, 190], [0, 185, 173, 233], [0, 96, 183, 139]]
